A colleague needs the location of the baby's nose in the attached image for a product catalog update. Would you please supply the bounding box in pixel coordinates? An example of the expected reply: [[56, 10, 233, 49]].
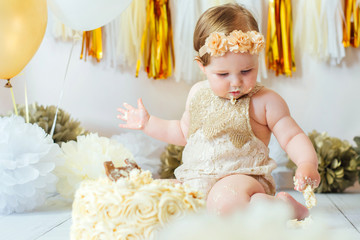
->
[[230, 75, 243, 86]]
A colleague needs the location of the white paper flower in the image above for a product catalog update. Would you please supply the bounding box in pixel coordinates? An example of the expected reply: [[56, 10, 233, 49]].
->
[[55, 133, 134, 200], [0, 116, 61, 215]]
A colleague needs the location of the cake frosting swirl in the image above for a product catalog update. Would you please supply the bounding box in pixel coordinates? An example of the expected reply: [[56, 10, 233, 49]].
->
[[71, 170, 205, 240]]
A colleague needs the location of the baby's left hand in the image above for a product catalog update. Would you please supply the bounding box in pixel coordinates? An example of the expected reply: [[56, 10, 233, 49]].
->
[[294, 162, 320, 191]]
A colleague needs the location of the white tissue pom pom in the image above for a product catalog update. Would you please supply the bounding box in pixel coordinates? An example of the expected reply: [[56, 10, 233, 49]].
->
[[0, 116, 61, 215], [157, 200, 356, 240], [112, 131, 166, 178], [55, 133, 134, 200]]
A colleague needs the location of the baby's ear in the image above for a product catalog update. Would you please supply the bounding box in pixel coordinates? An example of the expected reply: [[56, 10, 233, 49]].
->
[[194, 57, 205, 73]]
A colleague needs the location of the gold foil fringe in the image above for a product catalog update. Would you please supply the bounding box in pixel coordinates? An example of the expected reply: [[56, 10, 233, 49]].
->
[[80, 28, 103, 62], [265, 0, 295, 77], [136, 0, 175, 79], [343, 0, 360, 48]]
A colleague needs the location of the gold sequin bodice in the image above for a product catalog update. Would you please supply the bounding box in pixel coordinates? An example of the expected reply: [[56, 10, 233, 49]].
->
[[188, 83, 263, 148]]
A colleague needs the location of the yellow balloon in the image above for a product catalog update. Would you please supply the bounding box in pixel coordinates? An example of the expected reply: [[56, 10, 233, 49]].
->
[[0, 0, 47, 80]]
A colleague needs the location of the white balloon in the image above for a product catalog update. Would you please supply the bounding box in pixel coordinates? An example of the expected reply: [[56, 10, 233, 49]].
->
[[48, 0, 133, 31]]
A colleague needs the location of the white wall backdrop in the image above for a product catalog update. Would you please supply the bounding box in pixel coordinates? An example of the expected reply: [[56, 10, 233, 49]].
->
[[1, 9, 360, 144]]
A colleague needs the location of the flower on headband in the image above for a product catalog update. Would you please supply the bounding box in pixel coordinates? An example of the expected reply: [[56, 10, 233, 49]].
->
[[200, 32, 228, 57], [248, 31, 265, 54], [227, 30, 252, 53], [198, 30, 265, 57]]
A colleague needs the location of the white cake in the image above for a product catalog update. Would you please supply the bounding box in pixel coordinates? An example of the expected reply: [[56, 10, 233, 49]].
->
[[71, 169, 205, 240]]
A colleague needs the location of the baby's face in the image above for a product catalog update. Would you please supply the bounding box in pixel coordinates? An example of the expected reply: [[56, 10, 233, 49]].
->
[[202, 52, 259, 100]]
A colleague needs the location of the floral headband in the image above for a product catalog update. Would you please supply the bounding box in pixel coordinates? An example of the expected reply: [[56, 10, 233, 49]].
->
[[198, 30, 265, 57]]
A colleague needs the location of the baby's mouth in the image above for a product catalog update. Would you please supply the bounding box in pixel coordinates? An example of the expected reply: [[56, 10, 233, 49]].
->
[[228, 90, 241, 98], [229, 91, 240, 96]]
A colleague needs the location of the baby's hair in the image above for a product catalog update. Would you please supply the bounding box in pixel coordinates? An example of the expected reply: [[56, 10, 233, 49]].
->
[[194, 3, 259, 66]]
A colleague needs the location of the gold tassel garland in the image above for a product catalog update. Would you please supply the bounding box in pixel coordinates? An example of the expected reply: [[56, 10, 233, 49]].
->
[[266, 0, 295, 77], [136, 0, 174, 79], [80, 28, 103, 62], [343, 0, 360, 48]]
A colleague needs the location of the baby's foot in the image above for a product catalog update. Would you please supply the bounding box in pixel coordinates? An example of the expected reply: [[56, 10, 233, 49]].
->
[[276, 192, 309, 220]]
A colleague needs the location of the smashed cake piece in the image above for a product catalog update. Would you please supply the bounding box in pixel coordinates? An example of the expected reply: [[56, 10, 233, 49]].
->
[[302, 184, 317, 209], [294, 177, 317, 209], [287, 215, 313, 229]]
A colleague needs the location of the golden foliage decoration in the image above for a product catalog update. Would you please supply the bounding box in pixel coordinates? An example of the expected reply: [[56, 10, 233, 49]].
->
[[308, 131, 358, 193], [159, 144, 184, 179], [352, 136, 360, 183], [7, 103, 87, 145]]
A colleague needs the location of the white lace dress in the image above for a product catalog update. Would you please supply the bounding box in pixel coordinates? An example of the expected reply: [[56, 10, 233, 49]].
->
[[174, 81, 277, 198]]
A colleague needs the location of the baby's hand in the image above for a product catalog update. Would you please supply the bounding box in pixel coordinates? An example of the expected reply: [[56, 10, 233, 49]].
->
[[294, 162, 320, 192], [117, 98, 150, 130]]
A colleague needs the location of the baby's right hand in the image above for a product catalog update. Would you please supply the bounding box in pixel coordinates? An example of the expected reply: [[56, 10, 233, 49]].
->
[[294, 162, 320, 192], [117, 98, 150, 130]]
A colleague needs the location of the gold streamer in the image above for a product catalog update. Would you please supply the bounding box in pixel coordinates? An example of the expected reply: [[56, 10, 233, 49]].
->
[[343, 0, 360, 48], [80, 28, 103, 62], [266, 0, 295, 77], [136, 0, 174, 79]]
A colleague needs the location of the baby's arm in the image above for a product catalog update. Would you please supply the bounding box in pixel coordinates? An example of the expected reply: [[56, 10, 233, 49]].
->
[[116, 82, 202, 146], [117, 98, 187, 146], [144, 112, 189, 146], [264, 90, 320, 191]]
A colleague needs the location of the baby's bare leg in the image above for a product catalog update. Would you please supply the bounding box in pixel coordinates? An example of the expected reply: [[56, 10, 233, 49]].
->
[[207, 174, 265, 215], [251, 192, 309, 220], [207, 174, 309, 219], [275, 192, 309, 220]]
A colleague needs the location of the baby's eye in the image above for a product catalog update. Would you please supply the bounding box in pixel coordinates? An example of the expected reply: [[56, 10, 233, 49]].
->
[[241, 69, 252, 74], [217, 73, 228, 77]]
